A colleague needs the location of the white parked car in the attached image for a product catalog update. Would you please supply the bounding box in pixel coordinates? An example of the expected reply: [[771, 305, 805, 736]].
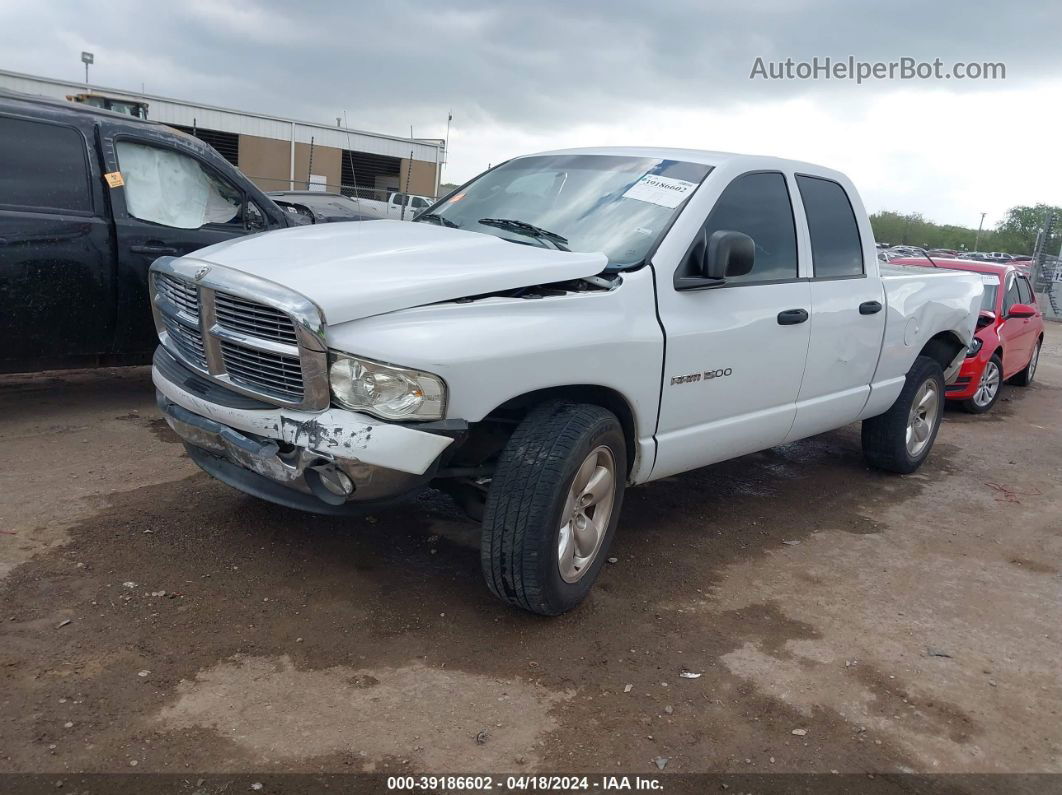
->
[[149, 147, 983, 614], [351, 191, 434, 220]]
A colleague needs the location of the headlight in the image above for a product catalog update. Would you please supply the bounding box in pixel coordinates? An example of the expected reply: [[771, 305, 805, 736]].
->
[[328, 353, 446, 420], [966, 337, 983, 357]]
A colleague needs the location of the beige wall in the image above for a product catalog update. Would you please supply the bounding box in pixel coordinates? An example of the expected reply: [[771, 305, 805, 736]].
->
[[294, 142, 342, 192], [239, 133, 439, 197], [238, 134, 291, 193], [400, 158, 439, 197]]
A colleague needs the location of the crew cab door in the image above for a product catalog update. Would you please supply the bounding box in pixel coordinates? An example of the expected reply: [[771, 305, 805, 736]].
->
[[650, 171, 812, 480], [785, 175, 887, 441], [0, 112, 114, 366], [98, 124, 276, 355]]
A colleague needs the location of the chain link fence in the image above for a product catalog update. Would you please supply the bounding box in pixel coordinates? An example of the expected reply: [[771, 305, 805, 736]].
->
[[1032, 253, 1061, 321]]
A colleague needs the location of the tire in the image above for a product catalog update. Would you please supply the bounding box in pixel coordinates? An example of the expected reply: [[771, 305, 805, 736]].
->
[[481, 401, 627, 616], [862, 355, 945, 474], [1009, 339, 1041, 386], [960, 354, 1003, 414]]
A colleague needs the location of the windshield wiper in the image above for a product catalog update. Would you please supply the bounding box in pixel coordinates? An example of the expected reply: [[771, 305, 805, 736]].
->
[[477, 218, 570, 251], [416, 212, 460, 229]]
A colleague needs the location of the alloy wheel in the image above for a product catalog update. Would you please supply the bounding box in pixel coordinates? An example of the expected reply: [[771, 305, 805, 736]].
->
[[557, 445, 616, 583], [973, 360, 1001, 408], [906, 378, 940, 457]]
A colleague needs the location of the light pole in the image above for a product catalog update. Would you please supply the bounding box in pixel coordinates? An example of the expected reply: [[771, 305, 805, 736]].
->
[[974, 212, 987, 252], [81, 51, 94, 84]]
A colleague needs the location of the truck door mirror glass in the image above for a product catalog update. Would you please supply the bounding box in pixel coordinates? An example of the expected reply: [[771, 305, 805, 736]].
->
[[706, 229, 755, 279], [116, 140, 242, 229], [674, 229, 756, 290]]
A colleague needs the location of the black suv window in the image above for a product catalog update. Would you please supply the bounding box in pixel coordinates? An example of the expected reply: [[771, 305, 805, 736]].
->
[[704, 172, 797, 283], [797, 175, 864, 278], [0, 116, 92, 213]]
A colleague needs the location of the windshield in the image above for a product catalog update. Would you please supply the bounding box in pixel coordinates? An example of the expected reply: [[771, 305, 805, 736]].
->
[[418, 154, 712, 268]]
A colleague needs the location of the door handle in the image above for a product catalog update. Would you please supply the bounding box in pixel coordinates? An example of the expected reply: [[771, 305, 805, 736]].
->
[[777, 308, 809, 325], [130, 244, 179, 256], [859, 300, 883, 315]]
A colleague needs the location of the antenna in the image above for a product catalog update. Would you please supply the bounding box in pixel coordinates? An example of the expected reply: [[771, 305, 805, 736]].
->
[[341, 110, 362, 208]]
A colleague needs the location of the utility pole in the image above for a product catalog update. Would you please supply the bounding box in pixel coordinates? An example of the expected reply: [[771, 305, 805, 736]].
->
[[443, 110, 452, 176], [81, 51, 93, 84], [974, 212, 987, 251]]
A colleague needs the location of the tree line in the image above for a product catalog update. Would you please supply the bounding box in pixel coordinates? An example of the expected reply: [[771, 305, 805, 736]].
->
[[871, 204, 1061, 255]]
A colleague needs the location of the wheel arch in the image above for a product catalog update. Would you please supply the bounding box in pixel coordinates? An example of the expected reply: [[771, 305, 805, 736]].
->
[[918, 330, 967, 373], [485, 385, 638, 475]]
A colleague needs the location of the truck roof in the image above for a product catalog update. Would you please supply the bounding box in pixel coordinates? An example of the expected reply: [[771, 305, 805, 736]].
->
[[523, 146, 848, 181]]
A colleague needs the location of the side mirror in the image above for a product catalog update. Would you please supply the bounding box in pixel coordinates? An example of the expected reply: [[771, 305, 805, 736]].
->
[[1007, 303, 1036, 319], [675, 229, 755, 290], [706, 230, 755, 279]]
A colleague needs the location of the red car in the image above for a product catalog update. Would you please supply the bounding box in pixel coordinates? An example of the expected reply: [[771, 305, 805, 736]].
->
[[890, 258, 1044, 413]]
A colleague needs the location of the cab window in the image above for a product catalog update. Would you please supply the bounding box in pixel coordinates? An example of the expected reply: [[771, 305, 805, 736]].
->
[[116, 140, 243, 229], [796, 175, 864, 278], [702, 172, 798, 283]]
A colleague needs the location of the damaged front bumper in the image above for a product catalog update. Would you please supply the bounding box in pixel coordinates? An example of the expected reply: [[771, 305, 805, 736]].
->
[[153, 355, 460, 514]]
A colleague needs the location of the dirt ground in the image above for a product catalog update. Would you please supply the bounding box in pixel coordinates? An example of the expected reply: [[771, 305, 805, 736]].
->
[[1, 326, 1060, 779]]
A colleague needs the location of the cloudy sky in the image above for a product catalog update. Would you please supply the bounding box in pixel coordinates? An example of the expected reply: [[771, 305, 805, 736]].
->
[[2, 0, 1059, 227]]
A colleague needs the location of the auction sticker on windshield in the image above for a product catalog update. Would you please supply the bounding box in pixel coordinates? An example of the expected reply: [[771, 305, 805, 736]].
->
[[623, 174, 698, 208]]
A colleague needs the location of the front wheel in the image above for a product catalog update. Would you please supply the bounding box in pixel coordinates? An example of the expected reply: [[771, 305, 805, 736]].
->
[[481, 402, 626, 616], [862, 355, 945, 474], [960, 354, 1003, 414]]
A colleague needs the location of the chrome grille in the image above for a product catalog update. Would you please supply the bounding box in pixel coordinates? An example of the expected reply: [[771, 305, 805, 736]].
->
[[215, 292, 299, 344], [221, 341, 304, 401], [162, 315, 207, 369], [150, 260, 327, 410], [155, 272, 200, 317]]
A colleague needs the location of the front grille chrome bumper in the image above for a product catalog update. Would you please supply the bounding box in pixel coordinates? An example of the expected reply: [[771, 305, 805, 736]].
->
[[149, 256, 330, 411]]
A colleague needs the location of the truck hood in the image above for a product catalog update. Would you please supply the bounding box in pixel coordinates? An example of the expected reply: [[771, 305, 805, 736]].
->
[[186, 220, 608, 324]]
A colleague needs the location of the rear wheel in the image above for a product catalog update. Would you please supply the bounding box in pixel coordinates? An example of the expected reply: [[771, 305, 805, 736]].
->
[[1009, 339, 1041, 386], [481, 401, 626, 616], [862, 356, 945, 474], [961, 354, 1003, 414]]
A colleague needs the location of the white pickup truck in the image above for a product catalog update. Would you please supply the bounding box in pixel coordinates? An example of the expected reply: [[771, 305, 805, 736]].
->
[[352, 191, 434, 221], [149, 147, 982, 615]]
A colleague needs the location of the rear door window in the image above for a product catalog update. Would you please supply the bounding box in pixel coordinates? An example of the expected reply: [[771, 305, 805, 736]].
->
[[116, 140, 243, 229], [0, 115, 92, 213], [796, 175, 864, 278]]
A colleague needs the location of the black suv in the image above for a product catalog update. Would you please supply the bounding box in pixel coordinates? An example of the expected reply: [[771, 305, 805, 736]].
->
[[0, 88, 295, 373]]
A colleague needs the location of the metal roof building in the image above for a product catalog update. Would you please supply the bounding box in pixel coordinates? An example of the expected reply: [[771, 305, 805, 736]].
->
[[0, 68, 445, 199]]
